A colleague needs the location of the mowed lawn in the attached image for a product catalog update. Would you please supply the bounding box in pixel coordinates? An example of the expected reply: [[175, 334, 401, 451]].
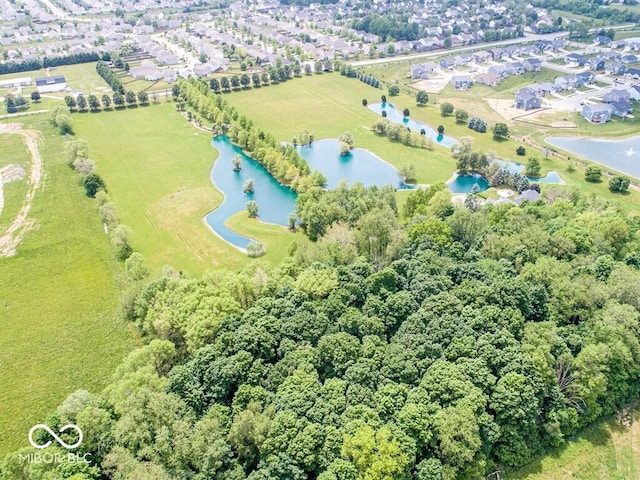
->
[[0, 119, 135, 456], [72, 103, 296, 276], [225, 74, 458, 184]]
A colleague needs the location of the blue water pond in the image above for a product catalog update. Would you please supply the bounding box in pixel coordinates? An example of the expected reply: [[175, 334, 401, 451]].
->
[[368, 102, 458, 148], [546, 136, 640, 179], [447, 160, 562, 194], [206, 136, 402, 249]]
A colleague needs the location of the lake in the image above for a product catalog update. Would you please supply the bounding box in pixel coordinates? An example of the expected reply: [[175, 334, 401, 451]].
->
[[367, 102, 458, 148], [546, 136, 640, 179], [206, 136, 402, 249]]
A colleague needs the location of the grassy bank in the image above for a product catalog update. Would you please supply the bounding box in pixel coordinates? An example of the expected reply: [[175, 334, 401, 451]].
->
[[0, 118, 135, 455]]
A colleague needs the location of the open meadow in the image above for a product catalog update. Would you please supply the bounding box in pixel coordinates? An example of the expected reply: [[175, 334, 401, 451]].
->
[[0, 118, 135, 455], [72, 103, 297, 277]]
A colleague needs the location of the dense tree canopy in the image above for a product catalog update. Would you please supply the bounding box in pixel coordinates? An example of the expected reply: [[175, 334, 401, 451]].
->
[[3, 183, 640, 480]]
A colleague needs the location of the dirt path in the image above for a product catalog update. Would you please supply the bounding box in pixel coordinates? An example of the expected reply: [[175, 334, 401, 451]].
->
[[0, 123, 43, 257]]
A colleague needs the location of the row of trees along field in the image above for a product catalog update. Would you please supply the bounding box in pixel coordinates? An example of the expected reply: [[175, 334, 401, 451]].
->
[[176, 78, 326, 192], [3, 183, 640, 480], [0, 52, 109, 75]]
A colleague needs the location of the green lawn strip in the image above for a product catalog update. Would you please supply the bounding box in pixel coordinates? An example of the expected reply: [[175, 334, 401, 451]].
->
[[508, 411, 639, 480], [0, 119, 135, 456], [225, 211, 299, 264], [225, 74, 457, 184], [71, 103, 280, 276], [0, 134, 30, 231]]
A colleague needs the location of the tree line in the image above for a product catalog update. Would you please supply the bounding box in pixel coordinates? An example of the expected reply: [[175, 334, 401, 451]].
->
[[176, 78, 323, 192], [0, 52, 108, 75], [96, 60, 125, 94], [3, 183, 640, 480]]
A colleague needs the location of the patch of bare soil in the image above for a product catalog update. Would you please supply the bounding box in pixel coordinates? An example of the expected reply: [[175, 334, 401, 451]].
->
[[0, 123, 43, 257]]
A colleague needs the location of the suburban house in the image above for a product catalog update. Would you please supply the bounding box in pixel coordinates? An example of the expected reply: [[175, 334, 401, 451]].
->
[[576, 71, 595, 85], [581, 103, 614, 123], [452, 75, 473, 90], [606, 62, 626, 75], [523, 58, 542, 72], [475, 72, 500, 86], [164, 69, 178, 83], [564, 52, 585, 67], [515, 87, 542, 110], [508, 61, 525, 75], [586, 58, 605, 71], [514, 189, 541, 205], [625, 68, 640, 80], [604, 89, 633, 116], [594, 35, 612, 47], [489, 64, 511, 78], [621, 54, 638, 64], [440, 57, 455, 69], [35, 75, 66, 93], [130, 65, 163, 81], [472, 50, 492, 63], [410, 61, 437, 79]]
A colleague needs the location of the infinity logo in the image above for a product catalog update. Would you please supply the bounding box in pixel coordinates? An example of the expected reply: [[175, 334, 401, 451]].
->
[[28, 424, 83, 450]]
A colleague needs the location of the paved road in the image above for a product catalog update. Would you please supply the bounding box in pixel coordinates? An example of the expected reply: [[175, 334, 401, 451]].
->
[[350, 24, 635, 67]]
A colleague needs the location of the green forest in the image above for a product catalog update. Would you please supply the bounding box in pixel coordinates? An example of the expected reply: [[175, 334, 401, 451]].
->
[[2, 183, 640, 480]]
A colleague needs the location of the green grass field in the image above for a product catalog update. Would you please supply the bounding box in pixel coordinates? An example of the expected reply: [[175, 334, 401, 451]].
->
[[0, 134, 30, 232], [72, 103, 295, 277], [225, 74, 457, 184], [0, 119, 135, 456], [510, 411, 640, 479]]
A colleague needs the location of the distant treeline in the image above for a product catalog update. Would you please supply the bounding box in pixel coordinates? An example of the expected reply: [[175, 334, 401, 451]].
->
[[532, 0, 640, 24], [0, 52, 109, 75]]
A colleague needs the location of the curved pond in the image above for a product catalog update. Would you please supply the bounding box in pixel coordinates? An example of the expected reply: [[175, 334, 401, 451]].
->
[[447, 160, 562, 193], [296, 138, 400, 189], [206, 136, 297, 249], [368, 102, 458, 148], [546, 136, 640, 179], [206, 136, 402, 249]]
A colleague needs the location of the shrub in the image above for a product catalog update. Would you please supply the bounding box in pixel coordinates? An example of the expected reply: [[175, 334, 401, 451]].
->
[[585, 165, 602, 183], [72, 157, 95, 175], [609, 175, 630, 193], [516, 146, 526, 156], [83, 173, 106, 197], [246, 241, 266, 257]]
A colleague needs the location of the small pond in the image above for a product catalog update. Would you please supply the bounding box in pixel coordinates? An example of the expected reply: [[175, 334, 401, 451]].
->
[[368, 102, 458, 148], [206, 136, 403, 249], [546, 136, 640, 179], [296, 138, 400, 189], [447, 160, 562, 194]]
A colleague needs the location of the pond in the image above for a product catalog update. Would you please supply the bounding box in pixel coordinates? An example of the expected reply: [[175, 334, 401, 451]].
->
[[206, 136, 297, 249], [368, 102, 458, 148], [447, 160, 562, 194], [206, 136, 403, 249], [546, 136, 640, 179], [296, 138, 400, 189]]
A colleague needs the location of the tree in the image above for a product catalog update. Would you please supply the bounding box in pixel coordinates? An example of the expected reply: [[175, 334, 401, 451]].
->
[[220, 76, 230, 91], [76, 94, 87, 111], [416, 90, 429, 105], [88, 94, 100, 111], [247, 200, 258, 217], [112, 224, 133, 259], [342, 425, 410, 480], [398, 164, 416, 183], [362, 98, 368, 106], [455, 109, 469, 123], [609, 175, 630, 193], [516, 145, 526, 156], [585, 165, 602, 182], [523, 157, 540, 177], [232, 155, 242, 172], [231, 75, 241, 89], [243, 179, 255, 194], [437, 125, 445, 134], [210, 77, 221, 92], [381, 95, 387, 103], [241, 74, 251, 88], [339, 132, 354, 150], [30, 91, 41, 102], [112, 91, 124, 108], [492, 122, 509, 139], [403, 108, 410, 117], [440, 102, 454, 116], [125, 90, 137, 106], [137, 91, 149, 104], [304, 63, 312, 75], [84, 173, 106, 197], [64, 95, 77, 109], [388, 84, 400, 96]]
